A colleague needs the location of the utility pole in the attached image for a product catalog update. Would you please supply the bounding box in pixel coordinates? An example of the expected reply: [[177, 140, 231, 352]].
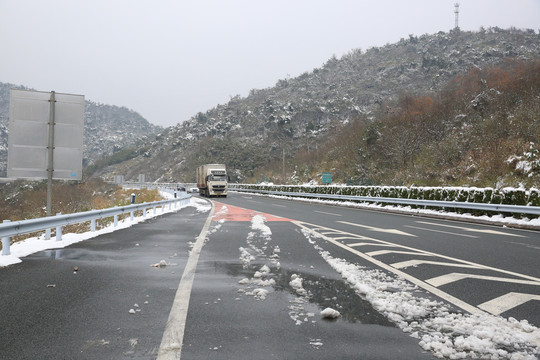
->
[[282, 148, 285, 179], [454, 3, 460, 30]]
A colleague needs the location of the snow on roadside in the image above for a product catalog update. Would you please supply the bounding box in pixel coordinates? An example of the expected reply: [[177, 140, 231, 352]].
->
[[190, 196, 212, 213], [245, 192, 540, 229], [0, 197, 205, 268], [302, 229, 540, 359]]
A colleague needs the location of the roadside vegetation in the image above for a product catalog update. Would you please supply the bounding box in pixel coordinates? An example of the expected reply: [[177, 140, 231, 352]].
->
[[0, 178, 163, 248], [250, 59, 540, 187]]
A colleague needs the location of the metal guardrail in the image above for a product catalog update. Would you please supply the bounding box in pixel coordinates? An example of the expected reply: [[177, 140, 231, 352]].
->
[[118, 182, 197, 190], [1, 194, 191, 256], [231, 188, 540, 216]]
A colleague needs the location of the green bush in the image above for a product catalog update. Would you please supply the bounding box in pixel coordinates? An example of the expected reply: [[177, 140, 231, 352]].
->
[[233, 184, 539, 219]]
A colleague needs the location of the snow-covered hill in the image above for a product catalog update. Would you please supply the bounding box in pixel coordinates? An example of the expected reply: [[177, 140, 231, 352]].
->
[[90, 28, 539, 184]]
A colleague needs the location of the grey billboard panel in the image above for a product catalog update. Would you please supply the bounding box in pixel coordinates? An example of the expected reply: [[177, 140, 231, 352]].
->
[[9, 90, 50, 123], [7, 145, 48, 178], [55, 93, 85, 125], [53, 147, 83, 179], [54, 122, 84, 148], [8, 120, 48, 147], [7, 89, 84, 180]]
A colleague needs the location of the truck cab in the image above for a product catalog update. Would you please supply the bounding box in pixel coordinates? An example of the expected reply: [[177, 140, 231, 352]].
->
[[197, 164, 229, 197]]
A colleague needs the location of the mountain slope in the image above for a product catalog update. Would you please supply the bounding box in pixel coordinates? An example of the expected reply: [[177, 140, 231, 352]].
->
[[0, 83, 163, 176], [88, 28, 540, 184]]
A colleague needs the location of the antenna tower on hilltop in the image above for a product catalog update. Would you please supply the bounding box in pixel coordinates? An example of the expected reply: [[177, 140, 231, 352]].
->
[[454, 3, 460, 30]]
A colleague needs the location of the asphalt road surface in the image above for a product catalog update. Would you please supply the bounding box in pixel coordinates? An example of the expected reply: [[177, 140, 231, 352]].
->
[[1, 192, 539, 359]]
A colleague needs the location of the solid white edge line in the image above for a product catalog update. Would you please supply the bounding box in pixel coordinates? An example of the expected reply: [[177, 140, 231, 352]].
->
[[156, 200, 215, 360]]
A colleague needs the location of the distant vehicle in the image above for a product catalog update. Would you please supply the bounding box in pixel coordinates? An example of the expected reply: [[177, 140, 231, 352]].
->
[[196, 164, 229, 197], [189, 187, 199, 193]]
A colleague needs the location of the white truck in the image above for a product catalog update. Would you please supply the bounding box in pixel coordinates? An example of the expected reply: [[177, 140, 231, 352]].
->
[[196, 164, 229, 197]]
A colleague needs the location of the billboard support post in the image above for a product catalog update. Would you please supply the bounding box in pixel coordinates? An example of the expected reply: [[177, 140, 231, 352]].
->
[[47, 91, 56, 218], [45, 91, 56, 239]]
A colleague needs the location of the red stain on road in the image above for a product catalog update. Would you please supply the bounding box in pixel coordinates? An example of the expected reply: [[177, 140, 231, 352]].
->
[[212, 202, 292, 222]]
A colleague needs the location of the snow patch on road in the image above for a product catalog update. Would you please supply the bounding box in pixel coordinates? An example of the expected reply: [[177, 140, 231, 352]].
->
[[236, 215, 278, 302]]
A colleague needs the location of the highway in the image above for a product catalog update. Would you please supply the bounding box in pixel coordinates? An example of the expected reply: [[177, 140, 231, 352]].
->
[[0, 192, 539, 359]]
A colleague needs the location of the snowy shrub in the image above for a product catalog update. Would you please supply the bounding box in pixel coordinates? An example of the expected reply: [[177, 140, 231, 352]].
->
[[231, 184, 540, 218]]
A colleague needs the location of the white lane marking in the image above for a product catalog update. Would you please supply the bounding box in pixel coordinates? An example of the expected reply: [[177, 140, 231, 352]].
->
[[504, 240, 540, 251], [296, 221, 540, 315], [426, 273, 540, 287], [314, 210, 342, 216], [478, 292, 540, 315], [366, 250, 435, 257], [404, 225, 478, 238], [157, 201, 215, 360], [415, 221, 524, 237], [391, 259, 483, 270], [272, 204, 287, 208], [348, 242, 396, 247], [338, 221, 416, 237], [294, 221, 486, 315], [307, 222, 540, 282]]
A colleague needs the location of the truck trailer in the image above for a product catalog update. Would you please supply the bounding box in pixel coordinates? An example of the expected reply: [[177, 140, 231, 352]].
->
[[196, 164, 229, 197]]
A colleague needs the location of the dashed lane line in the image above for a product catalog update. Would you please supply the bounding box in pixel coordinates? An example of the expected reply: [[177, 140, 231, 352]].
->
[[404, 225, 478, 238], [415, 221, 525, 237], [314, 210, 342, 216]]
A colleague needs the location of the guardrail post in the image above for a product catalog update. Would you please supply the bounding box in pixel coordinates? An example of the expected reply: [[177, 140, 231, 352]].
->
[[130, 209, 134, 221], [1, 220, 11, 255], [153, 206, 157, 215], [114, 213, 118, 227], [55, 213, 62, 241], [91, 217, 96, 232], [169, 201, 172, 210], [45, 228, 51, 240], [143, 206, 147, 218]]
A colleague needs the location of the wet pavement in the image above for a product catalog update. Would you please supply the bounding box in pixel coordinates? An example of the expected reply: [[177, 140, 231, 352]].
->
[[0, 205, 209, 360], [180, 205, 435, 359], [0, 199, 438, 359]]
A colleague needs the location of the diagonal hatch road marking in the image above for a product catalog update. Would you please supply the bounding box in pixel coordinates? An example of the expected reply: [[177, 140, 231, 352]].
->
[[338, 221, 417, 237]]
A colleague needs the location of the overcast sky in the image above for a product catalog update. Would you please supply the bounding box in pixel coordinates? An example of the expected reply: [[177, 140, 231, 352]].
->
[[0, 0, 538, 127]]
